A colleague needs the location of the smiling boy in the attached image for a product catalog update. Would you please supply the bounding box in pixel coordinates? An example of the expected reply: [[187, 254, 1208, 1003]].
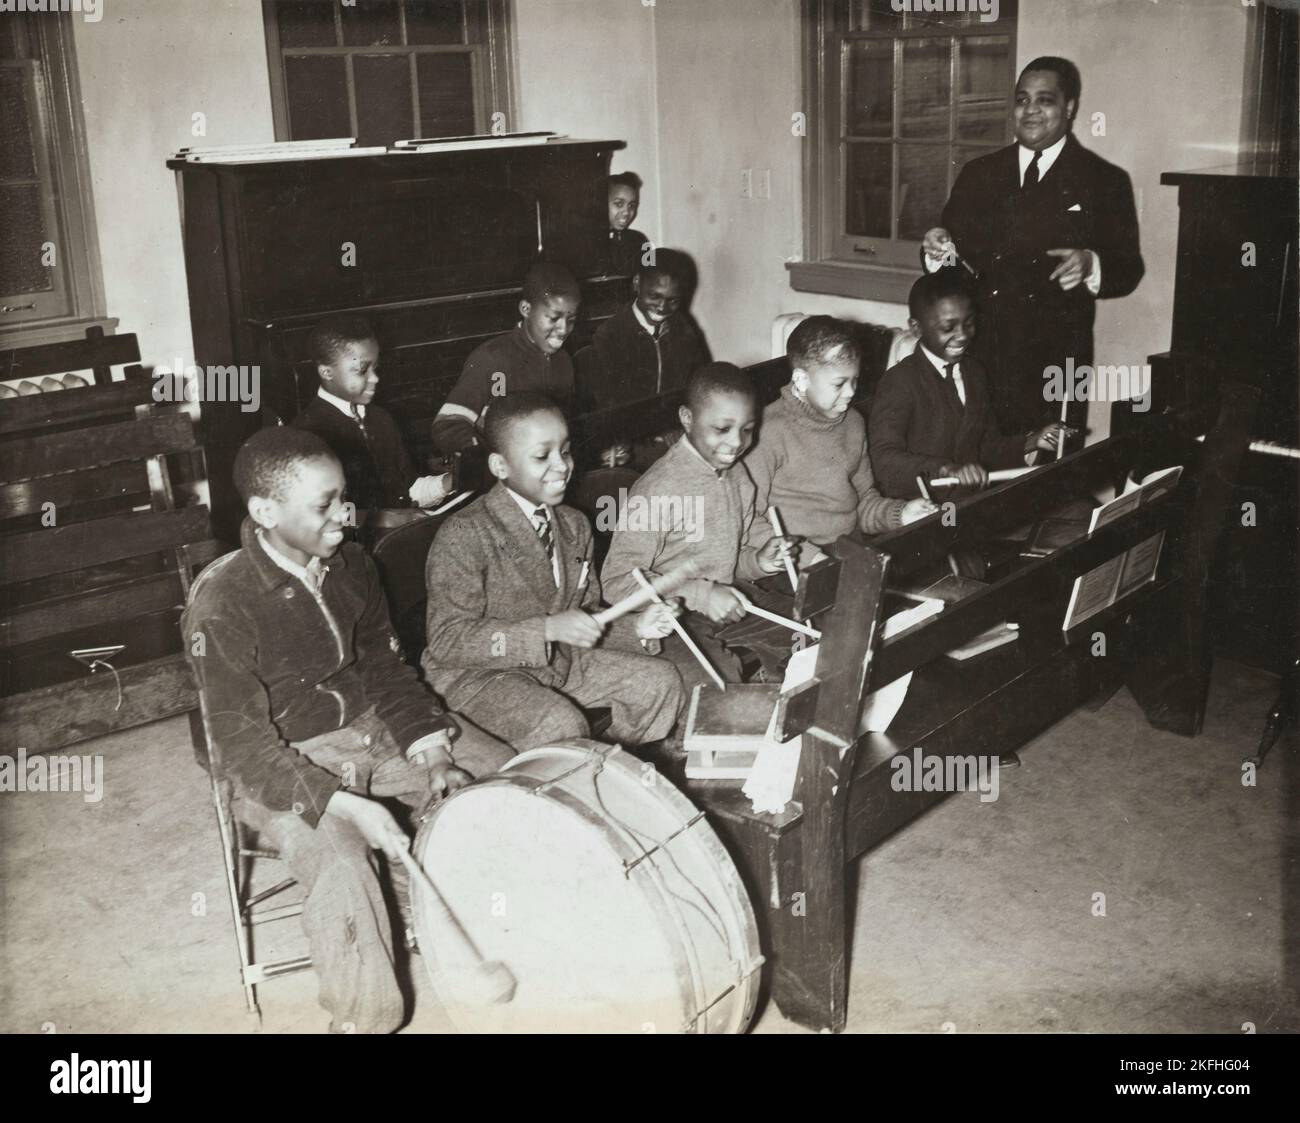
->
[[602, 363, 796, 686], [869, 272, 1066, 498], [422, 393, 684, 750], [581, 250, 711, 412], [183, 426, 513, 1034], [431, 263, 581, 461]]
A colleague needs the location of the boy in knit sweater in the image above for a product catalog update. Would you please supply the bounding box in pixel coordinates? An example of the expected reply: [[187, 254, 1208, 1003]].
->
[[602, 363, 797, 687], [745, 317, 934, 562]]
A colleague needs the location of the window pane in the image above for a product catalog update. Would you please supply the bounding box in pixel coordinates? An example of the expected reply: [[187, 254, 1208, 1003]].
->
[[845, 142, 892, 238], [284, 55, 352, 140], [846, 40, 892, 139], [276, 1, 337, 48], [898, 143, 948, 240], [957, 36, 1009, 142], [900, 37, 950, 138], [416, 52, 475, 137], [851, 1, 904, 32], [406, 0, 466, 45], [341, 0, 402, 46], [354, 54, 413, 146], [0, 183, 53, 295], [0, 67, 37, 180], [952, 144, 999, 181]]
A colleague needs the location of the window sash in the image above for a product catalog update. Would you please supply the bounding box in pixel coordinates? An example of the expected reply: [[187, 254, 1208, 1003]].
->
[[812, 1, 1016, 271], [263, 0, 513, 144]]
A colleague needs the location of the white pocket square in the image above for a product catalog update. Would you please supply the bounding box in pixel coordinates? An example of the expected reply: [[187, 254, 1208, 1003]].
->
[[1068, 203, 1083, 212]]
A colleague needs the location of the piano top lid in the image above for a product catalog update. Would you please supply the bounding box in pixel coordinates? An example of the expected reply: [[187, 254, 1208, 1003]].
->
[[1162, 162, 1298, 185], [165, 136, 626, 171]]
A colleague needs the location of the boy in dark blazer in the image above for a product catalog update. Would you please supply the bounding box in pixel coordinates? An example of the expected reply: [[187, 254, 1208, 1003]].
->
[[291, 315, 450, 512], [870, 271, 1066, 499], [922, 56, 1144, 437], [421, 393, 685, 751]]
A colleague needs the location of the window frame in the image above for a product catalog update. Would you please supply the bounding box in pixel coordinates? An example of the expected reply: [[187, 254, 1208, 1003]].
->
[[0, 14, 111, 348], [261, 0, 517, 145], [791, 0, 1017, 303]]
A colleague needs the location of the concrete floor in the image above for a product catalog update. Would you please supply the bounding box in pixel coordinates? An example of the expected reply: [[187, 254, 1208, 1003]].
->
[[2, 658, 1295, 1034]]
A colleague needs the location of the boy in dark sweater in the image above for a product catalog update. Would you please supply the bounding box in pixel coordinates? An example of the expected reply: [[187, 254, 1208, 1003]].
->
[[422, 394, 684, 750], [745, 317, 934, 561], [606, 171, 650, 276], [869, 271, 1066, 498], [602, 363, 796, 687], [183, 427, 512, 1034], [580, 250, 711, 411], [291, 315, 451, 512], [430, 263, 581, 466]]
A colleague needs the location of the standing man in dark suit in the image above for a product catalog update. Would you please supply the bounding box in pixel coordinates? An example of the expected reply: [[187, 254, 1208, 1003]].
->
[[922, 56, 1144, 439]]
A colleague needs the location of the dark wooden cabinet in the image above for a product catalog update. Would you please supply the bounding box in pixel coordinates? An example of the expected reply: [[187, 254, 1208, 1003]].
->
[[169, 139, 631, 541], [1136, 167, 1298, 669]]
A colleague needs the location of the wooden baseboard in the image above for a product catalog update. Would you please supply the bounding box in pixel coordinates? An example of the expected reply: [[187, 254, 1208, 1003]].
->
[[0, 654, 196, 753]]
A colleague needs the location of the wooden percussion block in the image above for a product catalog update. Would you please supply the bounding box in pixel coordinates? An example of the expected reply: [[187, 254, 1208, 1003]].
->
[[683, 683, 782, 779]]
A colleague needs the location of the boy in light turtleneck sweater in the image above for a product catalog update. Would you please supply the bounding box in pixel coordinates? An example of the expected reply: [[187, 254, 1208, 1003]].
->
[[746, 317, 934, 561]]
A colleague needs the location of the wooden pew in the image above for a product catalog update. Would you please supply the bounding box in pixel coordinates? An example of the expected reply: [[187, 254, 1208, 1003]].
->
[[0, 333, 220, 752], [684, 381, 1258, 1031]]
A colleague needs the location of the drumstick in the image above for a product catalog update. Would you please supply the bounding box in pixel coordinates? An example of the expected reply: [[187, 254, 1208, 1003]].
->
[[591, 562, 695, 626], [733, 591, 821, 638], [631, 567, 727, 692], [928, 466, 1037, 487], [396, 846, 517, 1006], [767, 507, 799, 593], [1056, 396, 1069, 461]]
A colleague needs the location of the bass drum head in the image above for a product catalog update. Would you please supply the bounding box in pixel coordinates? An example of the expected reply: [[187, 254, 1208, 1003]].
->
[[411, 742, 761, 1034]]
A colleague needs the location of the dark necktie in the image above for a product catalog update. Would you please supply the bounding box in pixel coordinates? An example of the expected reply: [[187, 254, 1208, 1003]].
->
[[1022, 149, 1042, 190], [532, 505, 556, 578], [349, 404, 366, 433]]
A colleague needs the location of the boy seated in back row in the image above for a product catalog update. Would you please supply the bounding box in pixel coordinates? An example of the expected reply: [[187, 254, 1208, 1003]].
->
[[602, 363, 796, 689], [869, 270, 1067, 499], [292, 315, 451, 513], [606, 171, 650, 277], [430, 263, 581, 481], [581, 249, 710, 411], [183, 427, 514, 1035], [744, 316, 935, 566], [422, 393, 685, 751], [578, 248, 711, 469]]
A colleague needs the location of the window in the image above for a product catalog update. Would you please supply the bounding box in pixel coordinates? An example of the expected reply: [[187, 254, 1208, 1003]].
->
[[263, 0, 515, 147], [0, 14, 109, 345], [792, 0, 1017, 302]]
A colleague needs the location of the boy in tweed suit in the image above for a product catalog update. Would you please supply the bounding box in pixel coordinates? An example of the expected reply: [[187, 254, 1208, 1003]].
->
[[421, 393, 685, 751]]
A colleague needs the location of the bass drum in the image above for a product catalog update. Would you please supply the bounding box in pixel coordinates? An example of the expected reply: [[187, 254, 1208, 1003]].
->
[[411, 740, 763, 1033]]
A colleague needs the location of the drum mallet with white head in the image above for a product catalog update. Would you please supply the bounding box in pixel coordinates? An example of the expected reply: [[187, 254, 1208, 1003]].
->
[[396, 846, 517, 1006]]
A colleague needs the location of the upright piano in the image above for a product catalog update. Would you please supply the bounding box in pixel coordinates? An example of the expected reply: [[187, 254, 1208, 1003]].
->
[[168, 138, 632, 542]]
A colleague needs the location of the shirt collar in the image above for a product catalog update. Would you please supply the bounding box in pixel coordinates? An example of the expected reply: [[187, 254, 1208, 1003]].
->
[[1018, 134, 1067, 181], [918, 344, 959, 378], [631, 301, 668, 340], [677, 433, 728, 479], [256, 529, 328, 592], [505, 486, 550, 524], [318, 386, 363, 420]]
